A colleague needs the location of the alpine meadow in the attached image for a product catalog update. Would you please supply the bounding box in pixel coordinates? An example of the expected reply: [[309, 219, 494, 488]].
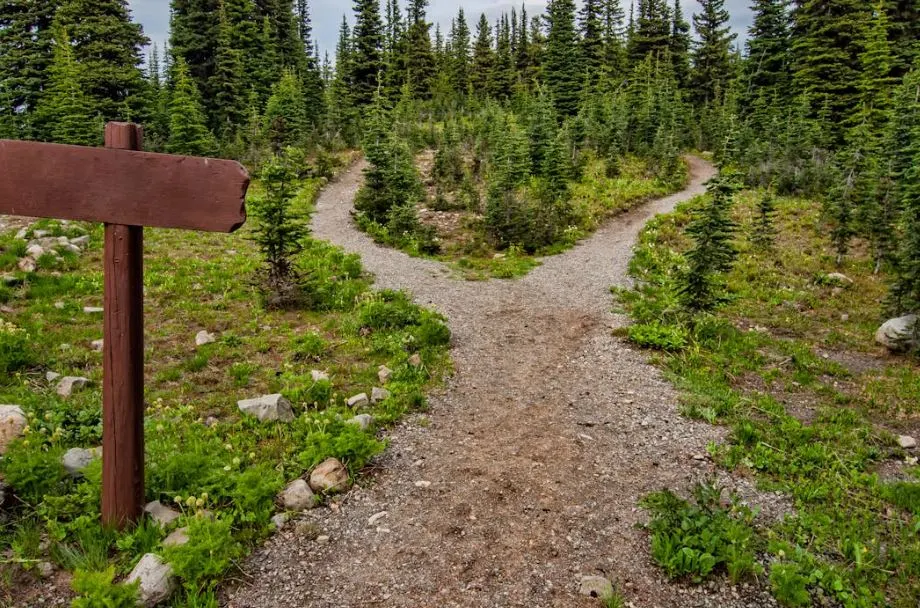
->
[[1, 0, 920, 607]]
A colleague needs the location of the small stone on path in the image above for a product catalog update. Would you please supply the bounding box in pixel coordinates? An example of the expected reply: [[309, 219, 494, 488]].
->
[[195, 330, 216, 346], [367, 511, 389, 526], [309, 458, 350, 493], [237, 394, 294, 422], [414, 480, 431, 488], [125, 553, 176, 608], [279, 479, 316, 512], [579, 575, 615, 600]]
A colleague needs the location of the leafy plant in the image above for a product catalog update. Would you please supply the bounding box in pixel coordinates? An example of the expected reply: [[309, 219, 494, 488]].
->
[[71, 567, 139, 608], [627, 322, 689, 351]]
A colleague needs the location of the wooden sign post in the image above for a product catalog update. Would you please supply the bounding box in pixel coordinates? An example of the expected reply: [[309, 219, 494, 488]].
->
[[0, 123, 250, 529]]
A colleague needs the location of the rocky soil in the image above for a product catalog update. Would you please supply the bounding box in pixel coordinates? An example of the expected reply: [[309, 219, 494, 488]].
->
[[223, 158, 783, 608]]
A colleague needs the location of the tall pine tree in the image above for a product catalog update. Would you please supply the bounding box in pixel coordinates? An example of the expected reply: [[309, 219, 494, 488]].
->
[[690, 0, 737, 105], [352, 0, 384, 106], [544, 0, 582, 116]]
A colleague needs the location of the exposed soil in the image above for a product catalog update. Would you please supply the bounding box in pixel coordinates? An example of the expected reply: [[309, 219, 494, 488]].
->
[[222, 158, 783, 607]]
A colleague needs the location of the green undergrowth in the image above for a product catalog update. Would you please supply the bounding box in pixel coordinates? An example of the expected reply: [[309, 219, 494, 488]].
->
[[0, 177, 450, 606], [618, 191, 920, 606], [359, 154, 686, 281]]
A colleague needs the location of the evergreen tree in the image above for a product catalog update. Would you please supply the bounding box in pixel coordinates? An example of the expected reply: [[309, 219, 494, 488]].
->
[[580, 0, 605, 82], [210, 1, 246, 140], [678, 170, 742, 312], [745, 0, 791, 96], [34, 20, 102, 146], [544, 0, 582, 116], [263, 69, 307, 150], [352, 0, 384, 106], [492, 14, 515, 98], [471, 14, 494, 97], [670, 0, 692, 89], [145, 43, 171, 150], [690, 0, 737, 105], [890, 65, 920, 314], [885, 0, 920, 79], [629, 0, 671, 63], [403, 0, 435, 98], [752, 190, 777, 248], [296, 0, 324, 127], [792, 0, 870, 139], [602, 0, 627, 81], [450, 8, 471, 96], [55, 0, 149, 122], [0, 0, 57, 137], [167, 57, 216, 156]]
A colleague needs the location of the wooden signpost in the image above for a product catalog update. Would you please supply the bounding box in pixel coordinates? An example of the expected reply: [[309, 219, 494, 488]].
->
[[0, 123, 250, 529]]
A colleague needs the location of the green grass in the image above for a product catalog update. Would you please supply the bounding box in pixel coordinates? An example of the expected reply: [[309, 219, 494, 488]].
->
[[359, 154, 686, 280], [619, 191, 920, 607], [0, 176, 451, 606]]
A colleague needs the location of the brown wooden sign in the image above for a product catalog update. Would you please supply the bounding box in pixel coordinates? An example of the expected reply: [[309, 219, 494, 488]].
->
[[0, 123, 250, 528]]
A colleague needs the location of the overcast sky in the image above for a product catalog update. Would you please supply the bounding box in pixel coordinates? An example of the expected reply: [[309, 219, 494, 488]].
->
[[128, 1, 754, 61]]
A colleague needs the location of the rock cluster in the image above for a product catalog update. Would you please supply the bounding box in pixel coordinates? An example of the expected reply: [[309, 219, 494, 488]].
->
[[15, 229, 92, 273]]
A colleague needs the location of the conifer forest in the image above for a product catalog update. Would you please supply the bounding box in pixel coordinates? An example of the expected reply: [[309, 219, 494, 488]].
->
[[2, 1, 920, 607]]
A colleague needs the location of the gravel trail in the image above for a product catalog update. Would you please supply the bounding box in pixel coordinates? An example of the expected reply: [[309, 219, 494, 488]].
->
[[225, 158, 778, 608]]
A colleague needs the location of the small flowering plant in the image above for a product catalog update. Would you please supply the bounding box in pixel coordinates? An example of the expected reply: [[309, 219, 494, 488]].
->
[[0, 317, 32, 374]]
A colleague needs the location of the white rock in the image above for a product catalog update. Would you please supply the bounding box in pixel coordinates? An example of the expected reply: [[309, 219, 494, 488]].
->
[[579, 575, 615, 600], [414, 480, 432, 488], [56, 376, 90, 397], [36, 561, 54, 579], [25, 244, 44, 258], [367, 511, 389, 526], [309, 458, 350, 493], [46, 371, 61, 382], [316, 535, 330, 544], [311, 369, 329, 382], [347, 393, 369, 408], [54, 301, 65, 310], [237, 394, 294, 422], [33, 230, 49, 238], [62, 243, 82, 255], [70, 235, 90, 248], [371, 387, 391, 403], [195, 330, 216, 347], [876, 315, 919, 352], [279, 479, 316, 511], [62, 447, 100, 477], [91, 339, 104, 351], [899, 435, 917, 449], [346, 414, 374, 430], [124, 554, 176, 608], [408, 353, 422, 368], [162, 527, 189, 548], [0, 405, 27, 455], [17, 258, 35, 273], [270, 513, 290, 529], [144, 501, 181, 526], [83, 306, 104, 314], [378, 365, 393, 384], [15, 228, 28, 240]]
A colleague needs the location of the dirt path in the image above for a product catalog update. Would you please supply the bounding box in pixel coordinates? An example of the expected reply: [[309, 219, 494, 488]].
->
[[225, 159, 778, 608]]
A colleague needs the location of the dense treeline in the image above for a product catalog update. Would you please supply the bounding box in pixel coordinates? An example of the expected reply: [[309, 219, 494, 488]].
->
[[1, 0, 920, 313]]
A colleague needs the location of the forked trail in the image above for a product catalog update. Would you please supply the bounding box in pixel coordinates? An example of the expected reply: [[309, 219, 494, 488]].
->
[[225, 158, 775, 607]]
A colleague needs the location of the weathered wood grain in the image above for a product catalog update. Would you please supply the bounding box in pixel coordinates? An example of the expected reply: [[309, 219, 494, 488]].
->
[[0, 132, 249, 232]]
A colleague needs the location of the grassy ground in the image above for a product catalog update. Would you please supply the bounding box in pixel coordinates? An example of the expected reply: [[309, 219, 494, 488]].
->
[[362, 154, 685, 280], [618, 191, 920, 607], [0, 176, 451, 606]]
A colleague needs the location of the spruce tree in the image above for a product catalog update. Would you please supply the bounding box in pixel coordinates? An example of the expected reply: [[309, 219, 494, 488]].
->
[[890, 65, 920, 314], [602, 0, 628, 81], [580, 0, 605, 83], [690, 0, 737, 105], [629, 0, 672, 64], [492, 14, 515, 98], [352, 0, 384, 106], [471, 14, 495, 98], [403, 0, 435, 99], [297, 0, 325, 127], [670, 0, 692, 89], [263, 69, 307, 151], [679, 170, 742, 312], [745, 0, 791, 97], [145, 44, 171, 150], [450, 8, 472, 96], [544, 0, 582, 116], [55, 0, 149, 122], [167, 57, 217, 156], [34, 20, 102, 146], [752, 190, 777, 249], [885, 0, 920, 79], [210, 2, 246, 140]]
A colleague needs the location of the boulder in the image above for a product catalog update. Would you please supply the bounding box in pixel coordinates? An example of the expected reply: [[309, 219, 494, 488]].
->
[[377, 365, 393, 384], [162, 527, 189, 548], [56, 376, 90, 398], [311, 369, 329, 382], [0, 405, 27, 455], [62, 447, 100, 477], [346, 414, 374, 431], [144, 501, 181, 526], [279, 479, 316, 512], [875, 315, 919, 352], [124, 554, 176, 608], [309, 458, 350, 493], [25, 244, 44, 259], [195, 330, 216, 347], [347, 393, 368, 408], [371, 387, 390, 403], [237, 394, 294, 422], [899, 435, 917, 450], [579, 575, 615, 600]]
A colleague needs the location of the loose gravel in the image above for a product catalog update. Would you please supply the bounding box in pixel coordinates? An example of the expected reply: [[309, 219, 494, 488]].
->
[[223, 158, 781, 608]]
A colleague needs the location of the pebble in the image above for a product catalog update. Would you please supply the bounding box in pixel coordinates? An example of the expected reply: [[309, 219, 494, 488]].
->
[[195, 330, 216, 346], [311, 369, 330, 382], [347, 393, 369, 408], [414, 480, 432, 488], [367, 511, 389, 526], [56, 376, 90, 398], [378, 365, 393, 384], [309, 458, 350, 493], [91, 339, 104, 351], [371, 387, 391, 403], [83, 306, 104, 314]]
